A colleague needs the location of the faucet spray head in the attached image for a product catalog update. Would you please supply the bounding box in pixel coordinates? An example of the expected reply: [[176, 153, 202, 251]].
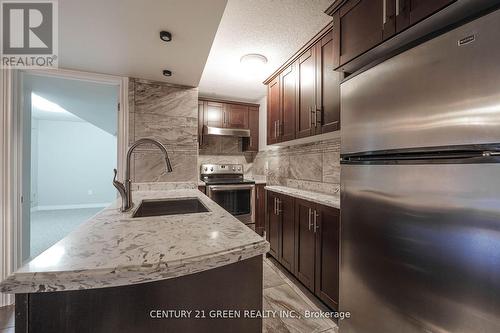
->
[[165, 157, 173, 173]]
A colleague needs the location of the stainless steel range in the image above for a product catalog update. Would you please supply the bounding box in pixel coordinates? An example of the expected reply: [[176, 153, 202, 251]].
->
[[200, 164, 255, 229]]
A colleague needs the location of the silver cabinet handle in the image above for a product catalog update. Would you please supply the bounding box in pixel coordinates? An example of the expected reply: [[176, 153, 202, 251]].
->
[[316, 106, 322, 126], [274, 197, 277, 215], [314, 210, 320, 233], [310, 107, 315, 127], [276, 198, 282, 215], [383, 0, 387, 24], [308, 208, 314, 231], [274, 121, 277, 138]]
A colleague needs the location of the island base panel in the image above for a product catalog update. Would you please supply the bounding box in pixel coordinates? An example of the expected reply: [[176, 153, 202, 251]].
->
[[15, 256, 263, 333]]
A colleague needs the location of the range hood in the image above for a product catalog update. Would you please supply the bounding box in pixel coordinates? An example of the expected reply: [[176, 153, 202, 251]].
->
[[203, 126, 250, 138]]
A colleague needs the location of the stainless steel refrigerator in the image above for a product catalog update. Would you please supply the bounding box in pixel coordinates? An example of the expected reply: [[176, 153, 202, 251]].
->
[[340, 8, 500, 333]]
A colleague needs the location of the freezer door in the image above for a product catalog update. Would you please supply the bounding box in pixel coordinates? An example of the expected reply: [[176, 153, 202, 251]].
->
[[341, 9, 500, 155], [340, 163, 500, 333]]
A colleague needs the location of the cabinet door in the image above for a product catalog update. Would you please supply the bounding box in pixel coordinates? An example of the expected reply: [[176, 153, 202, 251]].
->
[[294, 198, 316, 291], [266, 191, 280, 258], [315, 205, 340, 310], [334, 0, 385, 67], [278, 194, 295, 272], [244, 107, 259, 152], [198, 100, 205, 147], [396, 0, 455, 32], [296, 48, 316, 139], [205, 101, 224, 128], [280, 63, 297, 142], [255, 184, 266, 236], [267, 77, 280, 145], [316, 31, 341, 134], [226, 104, 249, 129], [409, 0, 455, 25]]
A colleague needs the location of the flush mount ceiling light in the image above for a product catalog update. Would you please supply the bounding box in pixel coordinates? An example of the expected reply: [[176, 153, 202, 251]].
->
[[159, 30, 172, 42], [163, 69, 172, 77], [240, 53, 268, 68]]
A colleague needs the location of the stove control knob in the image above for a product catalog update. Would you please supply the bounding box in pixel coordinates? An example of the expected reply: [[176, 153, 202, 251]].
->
[[238, 167, 241, 171], [210, 167, 214, 172], [232, 167, 236, 171], [204, 167, 208, 171]]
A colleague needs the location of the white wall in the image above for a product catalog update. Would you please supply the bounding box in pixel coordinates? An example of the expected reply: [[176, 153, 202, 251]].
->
[[32, 119, 117, 209]]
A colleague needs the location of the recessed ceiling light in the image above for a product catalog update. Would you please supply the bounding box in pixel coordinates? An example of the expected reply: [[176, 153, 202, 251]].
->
[[240, 54, 268, 67], [163, 69, 172, 77], [160, 31, 172, 42]]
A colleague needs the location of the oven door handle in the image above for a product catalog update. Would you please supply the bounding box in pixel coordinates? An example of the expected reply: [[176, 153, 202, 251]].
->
[[208, 185, 255, 192]]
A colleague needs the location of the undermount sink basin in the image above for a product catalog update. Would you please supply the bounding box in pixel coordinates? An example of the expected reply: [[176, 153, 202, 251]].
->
[[132, 197, 209, 218]]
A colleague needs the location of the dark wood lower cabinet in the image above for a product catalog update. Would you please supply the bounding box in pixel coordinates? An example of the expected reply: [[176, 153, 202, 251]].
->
[[266, 191, 295, 272], [279, 194, 295, 272], [254, 184, 266, 236], [16, 257, 263, 333], [267, 191, 281, 258], [294, 199, 316, 291], [315, 205, 340, 310], [266, 191, 340, 310]]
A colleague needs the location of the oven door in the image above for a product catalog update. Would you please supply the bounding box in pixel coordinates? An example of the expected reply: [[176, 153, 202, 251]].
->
[[207, 184, 255, 227]]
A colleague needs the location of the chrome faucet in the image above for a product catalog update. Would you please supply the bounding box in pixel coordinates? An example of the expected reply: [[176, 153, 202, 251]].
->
[[113, 138, 173, 212]]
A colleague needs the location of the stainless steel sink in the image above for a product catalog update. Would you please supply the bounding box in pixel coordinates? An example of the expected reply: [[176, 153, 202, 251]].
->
[[132, 198, 209, 218]]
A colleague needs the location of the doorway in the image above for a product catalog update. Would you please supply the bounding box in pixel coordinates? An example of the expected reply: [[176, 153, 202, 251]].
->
[[20, 72, 122, 260]]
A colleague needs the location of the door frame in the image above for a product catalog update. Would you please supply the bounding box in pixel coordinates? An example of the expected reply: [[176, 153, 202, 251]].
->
[[0, 68, 128, 306]]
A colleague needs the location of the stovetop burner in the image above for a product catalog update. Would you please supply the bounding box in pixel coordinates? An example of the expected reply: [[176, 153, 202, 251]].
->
[[200, 163, 254, 186], [203, 178, 255, 185]]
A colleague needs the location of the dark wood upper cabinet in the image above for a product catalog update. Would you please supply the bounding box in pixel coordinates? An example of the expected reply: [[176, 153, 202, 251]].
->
[[332, 0, 386, 67], [326, 0, 468, 71], [267, 77, 281, 145], [226, 104, 249, 129], [280, 64, 297, 142], [245, 106, 259, 152], [316, 31, 341, 134], [294, 198, 316, 291], [265, 23, 340, 145], [397, 0, 456, 32], [198, 98, 259, 152], [296, 48, 316, 139], [314, 204, 340, 310], [205, 101, 225, 128]]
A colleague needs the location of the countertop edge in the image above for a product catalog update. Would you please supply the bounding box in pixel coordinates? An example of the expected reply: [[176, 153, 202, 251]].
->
[[1, 240, 269, 294], [265, 186, 340, 209]]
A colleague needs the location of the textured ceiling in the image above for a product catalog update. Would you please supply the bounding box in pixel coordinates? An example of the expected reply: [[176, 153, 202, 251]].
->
[[58, 0, 227, 86], [198, 0, 333, 103]]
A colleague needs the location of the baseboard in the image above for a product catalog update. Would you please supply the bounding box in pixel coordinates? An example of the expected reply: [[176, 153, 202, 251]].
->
[[31, 203, 110, 212]]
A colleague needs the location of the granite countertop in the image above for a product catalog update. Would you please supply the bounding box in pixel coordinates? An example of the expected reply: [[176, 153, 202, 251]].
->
[[265, 186, 340, 209], [0, 189, 269, 294]]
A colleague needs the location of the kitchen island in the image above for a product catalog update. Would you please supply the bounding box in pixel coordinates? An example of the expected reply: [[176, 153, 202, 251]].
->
[[0, 188, 269, 333]]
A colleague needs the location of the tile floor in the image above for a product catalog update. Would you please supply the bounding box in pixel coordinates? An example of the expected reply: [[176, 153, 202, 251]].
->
[[30, 207, 103, 258], [0, 256, 338, 333]]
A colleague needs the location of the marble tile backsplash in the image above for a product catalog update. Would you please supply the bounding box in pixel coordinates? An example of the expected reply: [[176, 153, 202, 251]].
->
[[253, 138, 341, 195], [128, 78, 199, 183]]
